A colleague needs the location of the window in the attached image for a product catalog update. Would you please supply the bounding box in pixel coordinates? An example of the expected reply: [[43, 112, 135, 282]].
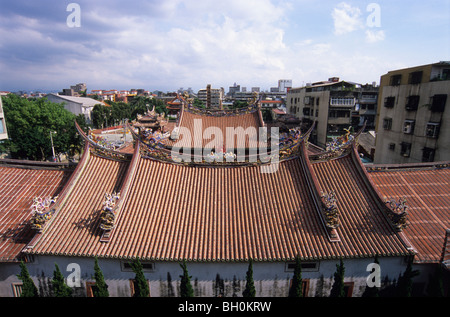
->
[[405, 95, 420, 111], [400, 142, 412, 157], [390, 74, 402, 86], [343, 282, 354, 297], [316, 97, 320, 106], [383, 118, 393, 130], [330, 98, 355, 106], [384, 97, 395, 108], [289, 279, 310, 297], [408, 71, 423, 84], [389, 143, 396, 150], [12, 283, 23, 297], [121, 261, 155, 272], [430, 94, 447, 112], [285, 261, 319, 272], [303, 107, 311, 116], [426, 122, 440, 138], [129, 279, 150, 297], [443, 69, 450, 80], [86, 282, 96, 297], [422, 147, 435, 162], [403, 120, 415, 134]]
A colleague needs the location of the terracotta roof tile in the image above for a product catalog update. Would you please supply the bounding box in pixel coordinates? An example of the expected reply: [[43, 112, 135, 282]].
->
[[26, 139, 412, 262], [368, 166, 450, 263], [0, 164, 71, 261], [26, 151, 129, 257]]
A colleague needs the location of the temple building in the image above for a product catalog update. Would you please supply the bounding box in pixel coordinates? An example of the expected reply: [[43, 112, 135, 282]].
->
[[0, 96, 448, 297]]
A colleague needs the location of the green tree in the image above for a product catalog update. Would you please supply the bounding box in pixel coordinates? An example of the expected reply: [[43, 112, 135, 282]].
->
[[330, 258, 346, 297], [1, 94, 81, 161], [288, 256, 303, 297], [179, 260, 194, 297], [52, 263, 72, 297], [93, 257, 109, 297], [130, 258, 150, 297], [396, 257, 419, 297], [242, 259, 256, 297], [17, 261, 38, 297]]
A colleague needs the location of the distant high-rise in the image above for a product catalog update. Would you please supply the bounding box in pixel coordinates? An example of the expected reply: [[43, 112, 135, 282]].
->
[[278, 79, 292, 93], [197, 85, 224, 109]]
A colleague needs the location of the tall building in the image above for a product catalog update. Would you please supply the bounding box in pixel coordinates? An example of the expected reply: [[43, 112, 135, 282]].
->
[[287, 78, 378, 148], [374, 62, 450, 164], [197, 85, 224, 109], [278, 79, 292, 92]]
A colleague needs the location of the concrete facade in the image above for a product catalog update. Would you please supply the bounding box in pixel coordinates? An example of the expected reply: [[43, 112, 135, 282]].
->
[[0, 255, 414, 297], [374, 62, 450, 164], [286, 79, 378, 148]]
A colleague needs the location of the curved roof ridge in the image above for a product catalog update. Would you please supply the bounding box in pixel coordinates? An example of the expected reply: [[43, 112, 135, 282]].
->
[[76, 120, 132, 161]]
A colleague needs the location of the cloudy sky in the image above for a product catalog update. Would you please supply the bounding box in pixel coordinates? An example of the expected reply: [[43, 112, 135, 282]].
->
[[0, 0, 448, 93]]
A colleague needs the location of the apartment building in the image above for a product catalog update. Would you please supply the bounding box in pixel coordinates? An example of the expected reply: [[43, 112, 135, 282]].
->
[[374, 62, 450, 164], [287, 78, 378, 148], [197, 84, 224, 108]]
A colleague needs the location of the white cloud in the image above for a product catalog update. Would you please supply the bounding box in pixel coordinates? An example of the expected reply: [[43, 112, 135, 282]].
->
[[332, 2, 364, 35]]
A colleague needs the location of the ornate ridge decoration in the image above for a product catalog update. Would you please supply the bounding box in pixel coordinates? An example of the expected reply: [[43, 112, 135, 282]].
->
[[129, 122, 309, 166], [310, 122, 366, 162], [75, 121, 132, 161], [30, 196, 58, 231], [99, 192, 120, 231], [384, 197, 408, 231], [321, 191, 339, 229]]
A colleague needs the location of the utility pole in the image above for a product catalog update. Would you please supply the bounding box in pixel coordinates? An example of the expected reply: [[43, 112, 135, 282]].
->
[[50, 131, 57, 162]]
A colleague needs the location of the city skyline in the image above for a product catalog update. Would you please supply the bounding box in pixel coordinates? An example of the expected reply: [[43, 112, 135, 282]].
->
[[0, 0, 449, 93]]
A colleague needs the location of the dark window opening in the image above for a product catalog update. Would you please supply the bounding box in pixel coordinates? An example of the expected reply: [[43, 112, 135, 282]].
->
[[390, 74, 402, 86], [408, 71, 423, 84], [400, 142, 412, 157], [405, 95, 420, 111], [422, 147, 435, 162], [384, 96, 395, 108], [430, 94, 447, 112]]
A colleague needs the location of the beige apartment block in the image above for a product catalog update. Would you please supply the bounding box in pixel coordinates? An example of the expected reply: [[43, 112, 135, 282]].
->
[[287, 78, 377, 148], [374, 62, 450, 164]]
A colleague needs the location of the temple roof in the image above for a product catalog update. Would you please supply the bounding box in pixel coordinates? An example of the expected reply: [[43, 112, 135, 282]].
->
[[0, 161, 73, 262], [1, 117, 446, 265], [23, 126, 414, 262], [367, 162, 450, 264]]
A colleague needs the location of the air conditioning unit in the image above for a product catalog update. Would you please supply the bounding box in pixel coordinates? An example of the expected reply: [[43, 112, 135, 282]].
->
[[403, 121, 414, 134]]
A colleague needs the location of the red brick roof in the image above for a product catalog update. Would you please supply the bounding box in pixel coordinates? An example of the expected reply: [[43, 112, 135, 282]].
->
[[368, 163, 450, 264], [174, 109, 265, 149], [0, 163, 72, 262], [24, 137, 413, 262]]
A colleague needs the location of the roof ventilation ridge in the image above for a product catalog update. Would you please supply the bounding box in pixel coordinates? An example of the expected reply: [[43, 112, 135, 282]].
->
[[24, 141, 92, 251], [299, 138, 341, 242], [99, 139, 141, 243]]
